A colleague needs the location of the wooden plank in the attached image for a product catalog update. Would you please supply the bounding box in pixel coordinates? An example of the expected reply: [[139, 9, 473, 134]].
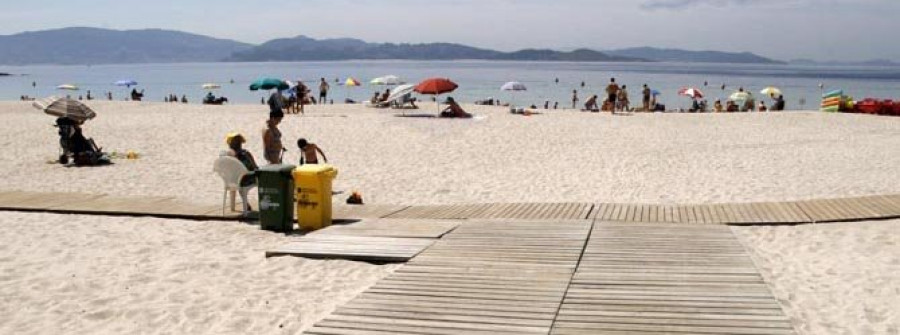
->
[[310, 219, 459, 239], [266, 235, 434, 262]]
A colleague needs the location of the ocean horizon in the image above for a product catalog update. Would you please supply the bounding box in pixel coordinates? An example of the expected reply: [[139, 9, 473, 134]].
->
[[4, 60, 900, 109]]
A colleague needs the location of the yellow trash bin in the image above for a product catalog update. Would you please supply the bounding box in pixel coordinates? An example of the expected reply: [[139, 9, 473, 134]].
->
[[292, 164, 338, 231]]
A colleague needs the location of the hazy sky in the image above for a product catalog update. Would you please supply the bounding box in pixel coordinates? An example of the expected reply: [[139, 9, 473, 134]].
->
[[1, 0, 897, 61]]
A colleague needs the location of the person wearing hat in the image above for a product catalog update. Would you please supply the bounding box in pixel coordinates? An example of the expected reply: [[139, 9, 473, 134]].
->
[[439, 97, 472, 118], [225, 132, 259, 214]]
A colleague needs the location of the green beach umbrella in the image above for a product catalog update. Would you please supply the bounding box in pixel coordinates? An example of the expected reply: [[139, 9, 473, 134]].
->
[[249, 78, 289, 91]]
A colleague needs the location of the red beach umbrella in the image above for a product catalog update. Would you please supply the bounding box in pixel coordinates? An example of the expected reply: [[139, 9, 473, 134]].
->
[[415, 78, 459, 114], [678, 87, 704, 99], [414, 78, 458, 95]]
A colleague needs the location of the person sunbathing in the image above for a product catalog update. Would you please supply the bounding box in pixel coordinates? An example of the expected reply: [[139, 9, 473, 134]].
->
[[440, 97, 472, 118]]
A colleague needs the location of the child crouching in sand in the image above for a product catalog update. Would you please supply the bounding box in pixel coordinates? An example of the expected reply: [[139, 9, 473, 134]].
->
[[297, 138, 328, 165]]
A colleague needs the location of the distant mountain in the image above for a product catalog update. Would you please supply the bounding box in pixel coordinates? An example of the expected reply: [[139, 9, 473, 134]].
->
[[497, 48, 642, 62], [228, 36, 642, 62], [606, 47, 782, 64], [0, 27, 253, 65], [789, 58, 900, 67]]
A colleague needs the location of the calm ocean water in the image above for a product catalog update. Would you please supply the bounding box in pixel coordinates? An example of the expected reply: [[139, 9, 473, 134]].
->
[[3, 61, 900, 109]]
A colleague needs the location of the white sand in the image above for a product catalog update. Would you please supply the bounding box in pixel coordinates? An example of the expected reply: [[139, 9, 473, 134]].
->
[[1, 101, 899, 205], [2, 101, 900, 334], [0, 211, 398, 334], [734, 221, 900, 335]]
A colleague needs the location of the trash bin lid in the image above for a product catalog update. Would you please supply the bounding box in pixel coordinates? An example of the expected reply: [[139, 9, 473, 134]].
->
[[293, 164, 337, 177], [259, 164, 297, 174]]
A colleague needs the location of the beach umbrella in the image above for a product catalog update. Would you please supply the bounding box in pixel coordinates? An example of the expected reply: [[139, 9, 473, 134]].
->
[[678, 87, 703, 99], [415, 78, 458, 95], [345, 77, 361, 87], [730, 91, 752, 101], [249, 78, 289, 91], [202, 83, 221, 90], [501, 81, 526, 107], [32, 96, 97, 122], [500, 81, 527, 92], [415, 78, 458, 113], [371, 75, 404, 85], [56, 84, 79, 91], [760, 87, 782, 98], [386, 84, 415, 102], [115, 79, 138, 87]]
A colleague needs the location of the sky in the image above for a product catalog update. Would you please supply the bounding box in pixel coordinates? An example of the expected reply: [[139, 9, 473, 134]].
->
[[1, 0, 898, 62]]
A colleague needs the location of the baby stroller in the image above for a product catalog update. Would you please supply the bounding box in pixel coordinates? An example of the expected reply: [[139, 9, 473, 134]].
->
[[55, 117, 110, 166]]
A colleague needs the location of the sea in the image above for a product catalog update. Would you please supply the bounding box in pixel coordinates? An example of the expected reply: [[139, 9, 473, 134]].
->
[[3, 61, 900, 109]]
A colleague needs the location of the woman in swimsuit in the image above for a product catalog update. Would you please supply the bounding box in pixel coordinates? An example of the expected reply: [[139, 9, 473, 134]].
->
[[262, 111, 284, 164]]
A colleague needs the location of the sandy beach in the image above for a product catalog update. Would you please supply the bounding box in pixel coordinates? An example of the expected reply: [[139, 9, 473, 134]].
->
[[1, 101, 899, 206], [1, 100, 899, 334]]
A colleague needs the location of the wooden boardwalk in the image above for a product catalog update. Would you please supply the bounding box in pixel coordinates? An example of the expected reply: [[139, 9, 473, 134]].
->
[[303, 220, 593, 334], [550, 222, 795, 334], [1, 190, 900, 225], [300, 219, 798, 334]]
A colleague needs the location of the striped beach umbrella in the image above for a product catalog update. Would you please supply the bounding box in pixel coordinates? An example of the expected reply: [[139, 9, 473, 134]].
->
[[32, 96, 97, 122]]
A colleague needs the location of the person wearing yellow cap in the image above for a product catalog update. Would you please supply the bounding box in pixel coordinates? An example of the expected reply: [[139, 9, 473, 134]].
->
[[225, 133, 259, 213]]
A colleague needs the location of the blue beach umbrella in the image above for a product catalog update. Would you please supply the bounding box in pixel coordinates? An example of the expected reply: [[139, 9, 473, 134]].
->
[[115, 79, 138, 87]]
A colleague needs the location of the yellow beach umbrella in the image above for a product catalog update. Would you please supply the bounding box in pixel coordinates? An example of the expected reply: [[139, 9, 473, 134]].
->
[[345, 77, 361, 87], [760, 87, 782, 97]]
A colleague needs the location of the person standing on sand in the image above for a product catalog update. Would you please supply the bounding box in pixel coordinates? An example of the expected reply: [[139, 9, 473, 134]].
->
[[318, 78, 329, 104], [617, 85, 630, 112], [268, 90, 284, 115], [605, 78, 620, 113], [571, 90, 579, 109], [641, 84, 651, 111], [262, 111, 285, 164]]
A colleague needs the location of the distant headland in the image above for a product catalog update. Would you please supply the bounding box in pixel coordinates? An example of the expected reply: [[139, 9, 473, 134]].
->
[[0, 27, 784, 66]]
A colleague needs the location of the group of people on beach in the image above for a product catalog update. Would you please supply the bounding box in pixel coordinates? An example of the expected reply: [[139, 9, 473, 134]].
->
[[577, 78, 653, 113], [221, 96, 330, 213], [570, 78, 787, 113]]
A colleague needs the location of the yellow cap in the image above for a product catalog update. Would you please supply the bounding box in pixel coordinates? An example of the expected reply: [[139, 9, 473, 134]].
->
[[225, 132, 243, 145]]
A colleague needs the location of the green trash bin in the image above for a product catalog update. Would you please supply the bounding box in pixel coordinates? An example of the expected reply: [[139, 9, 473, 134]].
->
[[257, 164, 296, 232]]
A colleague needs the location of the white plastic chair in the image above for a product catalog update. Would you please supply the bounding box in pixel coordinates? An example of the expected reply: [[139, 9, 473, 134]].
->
[[213, 156, 254, 216]]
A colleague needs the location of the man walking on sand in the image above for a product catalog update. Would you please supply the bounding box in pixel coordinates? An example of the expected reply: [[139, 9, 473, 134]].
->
[[318, 78, 329, 105], [606, 78, 620, 113]]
